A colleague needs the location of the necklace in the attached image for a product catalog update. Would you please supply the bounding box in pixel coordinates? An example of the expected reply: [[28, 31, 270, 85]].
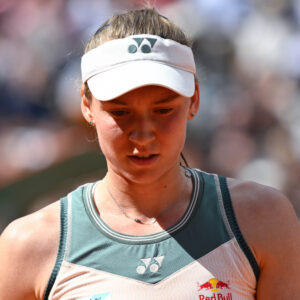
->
[[105, 168, 192, 225]]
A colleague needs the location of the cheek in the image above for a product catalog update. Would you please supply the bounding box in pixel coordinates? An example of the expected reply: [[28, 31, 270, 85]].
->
[[157, 111, 188, 149], [95, 116, 125, 152], [159, 110, 187, 136]]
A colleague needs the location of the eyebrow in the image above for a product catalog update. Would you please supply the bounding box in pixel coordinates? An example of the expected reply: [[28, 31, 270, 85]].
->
[[109, 93, 179, 105], [154, 93, 179, 104], [107, 93, 179, 105], [108, 99, 128, 105]]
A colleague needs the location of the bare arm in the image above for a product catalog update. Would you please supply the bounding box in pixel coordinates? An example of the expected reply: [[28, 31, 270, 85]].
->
[[229, 179, 300, 299], [0, 202, 60, 300]]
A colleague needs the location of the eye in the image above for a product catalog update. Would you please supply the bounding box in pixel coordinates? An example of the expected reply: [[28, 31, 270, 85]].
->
[[155, 108, 173, 115], [110, 110, 129, 117]]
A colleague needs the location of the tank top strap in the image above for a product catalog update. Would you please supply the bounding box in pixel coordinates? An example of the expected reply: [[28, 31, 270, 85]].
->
[[43, 195, 68, 300], [218, 175, 260, 280]]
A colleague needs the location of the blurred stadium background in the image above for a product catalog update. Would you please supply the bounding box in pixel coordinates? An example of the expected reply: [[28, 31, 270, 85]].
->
[[1, 0, 300, 230]]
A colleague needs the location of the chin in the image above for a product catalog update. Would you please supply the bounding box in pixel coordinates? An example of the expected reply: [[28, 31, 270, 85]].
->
[[126, 164, 180, 185], [107, 154, 181, 183], [125, 169, 163, 184]]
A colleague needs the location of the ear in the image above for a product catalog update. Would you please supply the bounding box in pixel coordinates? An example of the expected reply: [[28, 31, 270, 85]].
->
[[187, 79, 200, 120], [80, 83, 94, 123]]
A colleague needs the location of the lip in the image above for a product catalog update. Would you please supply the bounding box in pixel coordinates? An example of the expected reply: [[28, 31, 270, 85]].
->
[[128, 154, 159, 165]]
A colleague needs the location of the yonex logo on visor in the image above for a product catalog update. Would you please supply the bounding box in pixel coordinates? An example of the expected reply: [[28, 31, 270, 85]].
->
[[128, 38, 157, 54], [81, 34, 196, 101]]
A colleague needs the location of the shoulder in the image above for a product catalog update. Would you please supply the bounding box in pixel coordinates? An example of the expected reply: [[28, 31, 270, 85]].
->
[[227, 178, 300, 296], [227, 177, 294, 225], [1, 200, 61, 254], [0, 200, 61, 300], [227, 178, 299, 261]]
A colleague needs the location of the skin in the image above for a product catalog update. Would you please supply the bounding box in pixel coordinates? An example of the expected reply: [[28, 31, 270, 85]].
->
[[81, 84, 199, 234], [0, 83, 300, 299]]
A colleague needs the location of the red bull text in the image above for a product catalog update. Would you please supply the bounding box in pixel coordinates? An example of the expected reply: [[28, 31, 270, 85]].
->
[[198, 278, 232, 300], [198, 294, 232, 300]]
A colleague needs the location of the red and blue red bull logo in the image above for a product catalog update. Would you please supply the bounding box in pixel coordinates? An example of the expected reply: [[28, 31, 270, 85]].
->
[[197, 278, 232, 300]]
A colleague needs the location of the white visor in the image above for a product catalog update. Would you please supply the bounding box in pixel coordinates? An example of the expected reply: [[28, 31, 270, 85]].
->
[[81, 34, 196, 101]]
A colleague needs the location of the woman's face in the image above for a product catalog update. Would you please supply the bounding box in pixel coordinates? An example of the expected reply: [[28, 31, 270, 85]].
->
[[82, 85, 199, 183]]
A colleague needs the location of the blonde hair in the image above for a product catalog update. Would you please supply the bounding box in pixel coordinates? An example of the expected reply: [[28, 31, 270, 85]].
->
[[85, 8, 191, 52], [83, 7, 192, 100]]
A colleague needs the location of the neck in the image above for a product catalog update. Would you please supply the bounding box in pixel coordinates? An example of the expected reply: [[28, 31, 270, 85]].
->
[[94, 164, 192, 223]]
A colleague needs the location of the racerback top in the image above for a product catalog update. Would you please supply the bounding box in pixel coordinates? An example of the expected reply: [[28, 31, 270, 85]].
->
[[44, 168, 259, 300]]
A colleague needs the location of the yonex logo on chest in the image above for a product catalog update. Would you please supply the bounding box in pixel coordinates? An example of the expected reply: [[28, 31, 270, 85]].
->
[[128, 37, 157, 54], [136, 256, 165, 274]]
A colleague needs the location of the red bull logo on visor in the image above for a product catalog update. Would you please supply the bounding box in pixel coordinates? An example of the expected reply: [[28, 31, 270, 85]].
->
[[197, 278, 232, 300]]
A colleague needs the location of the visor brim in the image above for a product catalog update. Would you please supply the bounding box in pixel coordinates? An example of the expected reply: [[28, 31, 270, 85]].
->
[[87, 61, 195, 101]]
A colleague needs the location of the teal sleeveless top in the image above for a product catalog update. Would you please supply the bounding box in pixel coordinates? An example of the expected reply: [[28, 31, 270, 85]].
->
[[44, 168, 259, 300]]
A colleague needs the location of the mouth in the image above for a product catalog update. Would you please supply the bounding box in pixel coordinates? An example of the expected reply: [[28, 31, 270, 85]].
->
[[128, 154, 159, 165]]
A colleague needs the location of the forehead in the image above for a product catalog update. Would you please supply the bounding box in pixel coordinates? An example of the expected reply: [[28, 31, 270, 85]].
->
[[99, 85, 181, 106]]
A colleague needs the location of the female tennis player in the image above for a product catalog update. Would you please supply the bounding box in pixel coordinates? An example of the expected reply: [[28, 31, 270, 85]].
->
[[0, 7, 300, 300]]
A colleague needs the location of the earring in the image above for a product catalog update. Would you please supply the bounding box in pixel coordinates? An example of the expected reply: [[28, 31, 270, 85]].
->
[[190, 113, 195, 117], [89, 120, 94, 126]]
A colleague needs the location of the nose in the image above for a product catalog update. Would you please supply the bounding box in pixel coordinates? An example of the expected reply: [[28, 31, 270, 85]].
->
[[128, 114, 155, 146]]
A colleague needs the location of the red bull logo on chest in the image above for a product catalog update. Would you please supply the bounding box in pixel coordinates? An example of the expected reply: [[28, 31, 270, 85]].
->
[[197, 278, 232, 300]]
